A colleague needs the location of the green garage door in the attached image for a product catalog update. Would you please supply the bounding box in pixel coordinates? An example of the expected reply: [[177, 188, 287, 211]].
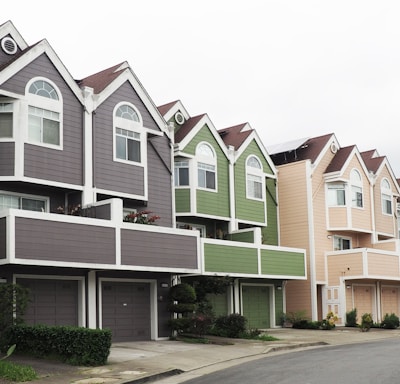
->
[[242, 285, 270, 329]]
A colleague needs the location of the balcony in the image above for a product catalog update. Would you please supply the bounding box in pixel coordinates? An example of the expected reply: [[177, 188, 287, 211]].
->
[[201, 237, 307, 279], [327, 245, 400, 285], [0, 200, 200, 273]]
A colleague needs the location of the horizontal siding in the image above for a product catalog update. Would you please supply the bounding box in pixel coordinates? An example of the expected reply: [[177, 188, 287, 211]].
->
[[175, 189, 190, 212], [260, 249, 305, 276], [230, 231, 254, 243], [0, 218, 5, 259], [15, 218, 115, 264], [327, 252, 364, 285], [368, 253, 399, 277], [0, 142, 15, 176], [204, 243, 258, 274], [121, 229, 198, 269]]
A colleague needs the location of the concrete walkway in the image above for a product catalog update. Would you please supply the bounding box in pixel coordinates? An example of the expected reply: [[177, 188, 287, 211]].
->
[[7, 327, 400, 384]]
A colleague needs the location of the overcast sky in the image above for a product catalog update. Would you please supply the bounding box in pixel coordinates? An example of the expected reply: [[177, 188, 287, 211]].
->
[[5, 1, 400, 176]]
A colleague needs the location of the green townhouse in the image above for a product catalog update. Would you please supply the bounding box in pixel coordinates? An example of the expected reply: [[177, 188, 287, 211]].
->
[[158, 100, 307, 329]]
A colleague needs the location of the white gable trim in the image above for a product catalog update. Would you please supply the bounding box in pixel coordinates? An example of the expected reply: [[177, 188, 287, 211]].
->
[[0, 21, 28, 50]]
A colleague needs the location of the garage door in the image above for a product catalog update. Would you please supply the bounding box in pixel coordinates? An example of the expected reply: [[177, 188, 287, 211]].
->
[[353, 285, 374, 320], [18, 278, 78, 326], [102, 281, 151, 341], [242, 285, 270, 329], [381, 287, 399, 317]]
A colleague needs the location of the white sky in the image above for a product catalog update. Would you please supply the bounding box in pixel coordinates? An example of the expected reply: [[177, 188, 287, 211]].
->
[[5, 1, 400, 176]]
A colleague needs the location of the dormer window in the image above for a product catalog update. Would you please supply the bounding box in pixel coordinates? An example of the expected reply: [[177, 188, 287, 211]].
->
[[350, 169, 363, 208], [27, 78, 62, 148], [196, 143, 216, 190], [114, 103, 143, 164], [246, 155, 263, 200], [381, 178, 393, 215]]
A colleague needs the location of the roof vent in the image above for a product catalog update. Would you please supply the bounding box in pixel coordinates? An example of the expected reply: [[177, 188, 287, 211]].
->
[[174, 111, 185, 125], [330, 142, 338, 154], [1, 37, 17, 55]]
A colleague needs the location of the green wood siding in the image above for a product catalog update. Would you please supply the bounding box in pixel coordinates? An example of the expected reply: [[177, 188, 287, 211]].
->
[[204, 243, 258, 274], [235, 141, 273, 224], [175, 189, 190, 213], [229, 231, 254, 243], [263, 178, 279, 245], [183, 126, 230, 218], [260, 249, 305, 276]]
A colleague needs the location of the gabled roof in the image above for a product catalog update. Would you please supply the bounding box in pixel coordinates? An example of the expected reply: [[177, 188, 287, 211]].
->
[[325, 145, 356, 173], [158, 100, 179, 116], [218, 123, 252, 150], [78, 63, 126, 93], [174, 114, 206, 143], [360, 150, 385, 174], [269, 133, 334, 166]]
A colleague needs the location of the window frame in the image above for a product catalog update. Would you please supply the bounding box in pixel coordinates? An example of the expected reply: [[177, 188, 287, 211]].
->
[[246, 155, 264, 200], [113, 102, 145, 166], [327, 182, 346, 206], [350, 169, 363, 208], [174, 159, 190, 187], [333, 235, 351, 251], [0, 190, 48, 212], [26, 78, 63, 149], [0, 102, 13, 140], [381, 178, 393, 215], [196, 142, 217, 192]]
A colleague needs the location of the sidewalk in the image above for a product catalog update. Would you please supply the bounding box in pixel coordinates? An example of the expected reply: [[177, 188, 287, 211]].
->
[[7, 327, 400, 384]]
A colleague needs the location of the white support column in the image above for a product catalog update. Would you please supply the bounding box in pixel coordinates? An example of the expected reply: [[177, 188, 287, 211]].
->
[[234, 279, 240, 314], [87, 271, 97, 329]]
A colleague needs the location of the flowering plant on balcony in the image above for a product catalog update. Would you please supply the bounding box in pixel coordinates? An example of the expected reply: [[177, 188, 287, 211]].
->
[[124, 210, 160, 225]]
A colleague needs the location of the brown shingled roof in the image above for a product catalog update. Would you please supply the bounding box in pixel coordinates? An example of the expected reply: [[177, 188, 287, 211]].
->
[[174, 114, 206, 143], [157, 100, 179, 116], [325, 145, 355, 173], [271, 133, 333, 165], [218, 124, 252, 150], [361, 150, 385, 174], [77, 63, 126, 93]]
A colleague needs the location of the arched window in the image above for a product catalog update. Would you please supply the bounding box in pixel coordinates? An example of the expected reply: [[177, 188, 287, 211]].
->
[[381, 178, 393, 215], [114, 103, 143, 163], [196, 142, 216, 190], [26, 78, 62, 147], [350, 169, 363, 208], [246, 155, 263, 200]]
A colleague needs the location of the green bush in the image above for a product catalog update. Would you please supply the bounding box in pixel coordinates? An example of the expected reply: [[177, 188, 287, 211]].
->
[[292, 320, 319, 329], [360, 313, 373, 332], [168, 284, 196, 305], [345, 308, 358, 327], [381, 313, 399, 329], [3, 325, 111, 366], [213, 314, 247, 338]]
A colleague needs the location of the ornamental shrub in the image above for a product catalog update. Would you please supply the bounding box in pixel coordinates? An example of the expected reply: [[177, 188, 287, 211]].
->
[[214, 314, 247, 338], [345, 308, 358, 327], [381, 313, 399, 329]]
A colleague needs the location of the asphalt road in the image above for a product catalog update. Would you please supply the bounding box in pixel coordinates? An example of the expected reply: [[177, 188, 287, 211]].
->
[[183, 338, 400, 384]]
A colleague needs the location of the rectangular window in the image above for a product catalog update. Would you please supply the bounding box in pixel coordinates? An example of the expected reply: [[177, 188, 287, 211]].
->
[[116, 128, 140, 162], [174, 161, 189, 186], [0, 103, 13, 138], [0, 193, 46, 212], [328, 183, 346, 206], [382, 193, 392, 214], [28, 106, 60, 145], [247, 174, 263, 199], [333, 236, 351, 251], [351, 186, 363, 207], [198, 162, 215, 190]]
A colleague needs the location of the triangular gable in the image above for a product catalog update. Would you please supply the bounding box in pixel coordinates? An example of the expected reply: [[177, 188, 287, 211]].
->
[[0, 38, 84, 104], [0, 20, 28, 51], [177, 113, 229, 159], [83, 63, 168, 137], [158, 100, 190, 123]]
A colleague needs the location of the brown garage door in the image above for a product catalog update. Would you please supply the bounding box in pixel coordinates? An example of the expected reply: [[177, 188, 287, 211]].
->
[[18, 278, 78, 326], [102, 281, 151, 341]]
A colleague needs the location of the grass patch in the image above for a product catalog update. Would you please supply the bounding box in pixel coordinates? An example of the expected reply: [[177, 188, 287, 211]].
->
[[256, 334, 279, 341], [0, 360, 38, 382]]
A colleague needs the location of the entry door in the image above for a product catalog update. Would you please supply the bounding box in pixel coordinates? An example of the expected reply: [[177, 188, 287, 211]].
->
[[102, 282, 151, 341], [242, 285, 270, 329]]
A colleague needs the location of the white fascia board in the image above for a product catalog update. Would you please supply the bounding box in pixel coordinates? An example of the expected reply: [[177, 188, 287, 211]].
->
[[179, 114, 230, 160], [0, 21, 28, 49], [93, 67, 169, 137], [0, 40, 84, 105], [162, 100, 190, 122], [312, 134, 337, 170]]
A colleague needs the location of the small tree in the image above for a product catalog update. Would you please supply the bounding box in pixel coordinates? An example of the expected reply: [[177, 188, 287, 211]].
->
[[0, 283, 30, 348], [168, 283, 196, 334]]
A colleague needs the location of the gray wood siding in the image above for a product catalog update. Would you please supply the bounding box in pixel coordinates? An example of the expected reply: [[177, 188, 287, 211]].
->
[[15, 217, 115, 264], [1, 54, 83, 185], [146, 134, 173, 226], [121, 229, 198, 269], [0, 142, 15, 176], [0, 34, 24, 68], [0, 218, 5, 259], [93, 82, 162, 196]]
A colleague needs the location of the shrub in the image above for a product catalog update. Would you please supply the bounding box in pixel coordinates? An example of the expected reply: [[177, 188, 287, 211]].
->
[[381, 313, 399, 329], [214, 314, 247, 338], [320, 311, 338, 330], [292, 320, 319, 329], [286, 310, 308, 326], [3, 325, 111, 366], [345, 308, 358, 327], [360, 313, 373, 332]]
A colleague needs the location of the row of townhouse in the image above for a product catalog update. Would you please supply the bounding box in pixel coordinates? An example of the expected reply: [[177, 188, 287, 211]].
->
[[0, 20, 306, 341]]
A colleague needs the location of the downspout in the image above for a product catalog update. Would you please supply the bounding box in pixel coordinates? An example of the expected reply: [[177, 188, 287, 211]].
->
[[306, 160, 318, 321]]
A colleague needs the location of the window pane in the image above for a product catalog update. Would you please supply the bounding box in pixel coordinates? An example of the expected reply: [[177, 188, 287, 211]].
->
[[0, 113, 12, 137], [116, 135, 126, 160], [179, 168, 189, 186], [0, 194, 19, 209], [127, 138, 140, 162], [21, 198, 45, 212], [206, 170, 215, 189], [198, 168, 206, 188], [28, 115, 42, 142], [337, 190, 346, 205], [43, 118, 60, 145]]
